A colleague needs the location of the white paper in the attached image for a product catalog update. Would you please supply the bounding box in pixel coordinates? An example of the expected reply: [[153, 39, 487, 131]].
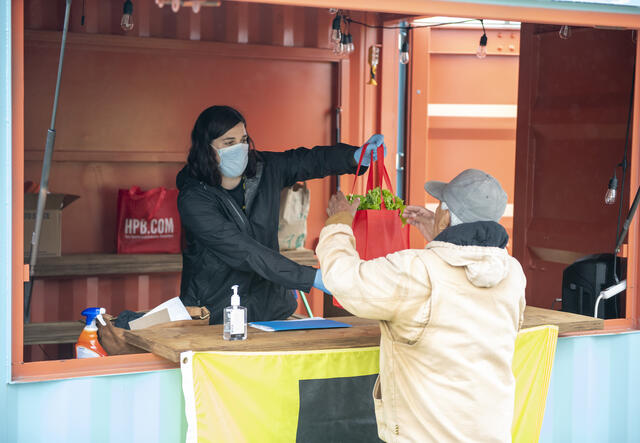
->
[[143, 296, 191, 322]]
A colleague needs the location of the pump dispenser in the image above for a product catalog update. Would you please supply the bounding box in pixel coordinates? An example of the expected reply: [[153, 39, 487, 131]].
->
[[223, 285, 247, 340], [75, 307, 108, 358]]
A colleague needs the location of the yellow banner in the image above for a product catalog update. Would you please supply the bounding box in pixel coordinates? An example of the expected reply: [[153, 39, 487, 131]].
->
[[181, 326, 557, 443], [512, 325, 559, 442]]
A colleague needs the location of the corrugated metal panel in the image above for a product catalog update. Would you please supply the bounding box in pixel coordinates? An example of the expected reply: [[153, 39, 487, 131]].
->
[[540, 332, 640, 443], [6, 369, 186, 443], [25, 0, 333, 48]]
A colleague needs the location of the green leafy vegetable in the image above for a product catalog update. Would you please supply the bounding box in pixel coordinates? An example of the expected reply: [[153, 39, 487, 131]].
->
[[347, 187, 407, 225]]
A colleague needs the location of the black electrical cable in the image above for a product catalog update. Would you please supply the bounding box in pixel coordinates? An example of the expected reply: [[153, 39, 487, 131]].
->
[[344, 16, 481, 30], [612, 54, 636, 284], [81, 0, 86, 26]]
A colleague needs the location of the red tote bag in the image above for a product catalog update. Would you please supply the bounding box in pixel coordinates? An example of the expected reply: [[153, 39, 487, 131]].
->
[[116, 186, 182, 254], [333, 145, 410, 307]]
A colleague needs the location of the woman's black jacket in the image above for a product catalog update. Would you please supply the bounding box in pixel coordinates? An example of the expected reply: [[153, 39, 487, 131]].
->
[[176, 143, 363, 324]]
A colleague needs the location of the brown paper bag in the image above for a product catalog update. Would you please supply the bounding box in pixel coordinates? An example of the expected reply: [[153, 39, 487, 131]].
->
[[97, 306, 210, 355], [278, 182, 310, 250]]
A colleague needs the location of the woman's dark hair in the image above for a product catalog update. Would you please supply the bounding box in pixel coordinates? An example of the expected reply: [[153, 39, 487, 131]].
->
[[187, 105, 258, 186]]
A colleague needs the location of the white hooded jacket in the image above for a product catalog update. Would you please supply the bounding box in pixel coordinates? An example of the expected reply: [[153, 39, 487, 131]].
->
[[316, 222, 526, 443]]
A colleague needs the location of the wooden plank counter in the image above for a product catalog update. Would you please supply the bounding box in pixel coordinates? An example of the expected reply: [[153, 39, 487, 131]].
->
[[29, 249, 318, 277], [123, 307, 604, 363], [124, 316, 381, 363], [522, 306, 603, 334]]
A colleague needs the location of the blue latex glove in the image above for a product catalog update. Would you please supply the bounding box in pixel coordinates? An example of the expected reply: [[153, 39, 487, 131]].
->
[[354, 134, 387, 167], [313, 269, 332, 295]]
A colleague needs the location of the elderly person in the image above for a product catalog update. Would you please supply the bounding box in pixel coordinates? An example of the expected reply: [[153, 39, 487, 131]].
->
[[317, 169, 526, 443]]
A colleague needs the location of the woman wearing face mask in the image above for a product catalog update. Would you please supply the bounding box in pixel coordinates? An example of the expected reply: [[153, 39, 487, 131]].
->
[[176, 105, 386, 324]]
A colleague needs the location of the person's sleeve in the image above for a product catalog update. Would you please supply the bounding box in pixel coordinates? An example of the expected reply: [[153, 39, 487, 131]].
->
[[518, 295, 526, 330], [316, 223, 432, 321], [517, 262, 527, 330], [179, 190, 317, 291], [266, 143, 365, 188]]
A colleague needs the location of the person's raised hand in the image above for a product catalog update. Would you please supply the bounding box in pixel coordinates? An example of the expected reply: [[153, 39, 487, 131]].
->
[[403, 205, 436, 242], [354, 134, 387, 166], [327, 191, 360, 218]]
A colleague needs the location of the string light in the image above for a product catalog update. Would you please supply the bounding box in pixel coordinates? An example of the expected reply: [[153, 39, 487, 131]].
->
[[339, 33, 348, 55], [331, 14, 342, 53], [476, 19, 487, 59], [333, 14, 491, 64], [400, 36, 409, 64], [559, 25, 572, 39], [154, 0, 221, 13], [121, 0, 134, 31], [345, 33, 355, 55], [605, 171, 618, 205]]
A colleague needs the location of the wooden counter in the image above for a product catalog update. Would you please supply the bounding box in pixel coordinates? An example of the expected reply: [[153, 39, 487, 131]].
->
[[123, 307, 604, 363], [29, 249, 318, 277]]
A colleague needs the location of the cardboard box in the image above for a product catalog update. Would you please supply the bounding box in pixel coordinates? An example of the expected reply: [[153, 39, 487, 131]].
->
[[128, 308, 172, 330], [24, 193, 79, 258]]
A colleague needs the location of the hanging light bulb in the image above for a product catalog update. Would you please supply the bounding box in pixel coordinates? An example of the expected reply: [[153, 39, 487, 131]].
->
[[339, 33, 349, 56], [346, 34, 355, 54], [605, 172, 618, 205], [331, 15, 342, 46], [155, 0, 164, 7], [191, 0, 202, 13], [171, 0, 180, 13], [400, 38, 409, 65], [476, 33, 488, 58], [329, 8, 339, 14], [333, 33, 344, 55], [121, 0, 134, 31], [559, 25, 571, 40]]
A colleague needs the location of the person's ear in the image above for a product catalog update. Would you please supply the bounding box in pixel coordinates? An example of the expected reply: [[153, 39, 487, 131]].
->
[[437, 209, 450, 232]]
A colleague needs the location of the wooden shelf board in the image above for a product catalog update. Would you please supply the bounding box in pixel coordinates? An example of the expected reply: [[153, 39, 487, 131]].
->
[[30, 249, 317, 277]]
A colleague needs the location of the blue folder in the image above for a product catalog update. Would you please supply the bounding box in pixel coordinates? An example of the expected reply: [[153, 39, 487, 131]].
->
[[249, 317, 352, 332]]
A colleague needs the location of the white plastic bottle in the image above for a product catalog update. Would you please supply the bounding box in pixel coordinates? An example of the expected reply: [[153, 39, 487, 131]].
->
[[223, 285, 247, 340]]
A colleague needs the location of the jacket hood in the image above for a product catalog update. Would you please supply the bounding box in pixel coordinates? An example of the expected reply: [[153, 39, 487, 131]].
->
[[176, 165, 198, 191], [426, 221, 510, 288]]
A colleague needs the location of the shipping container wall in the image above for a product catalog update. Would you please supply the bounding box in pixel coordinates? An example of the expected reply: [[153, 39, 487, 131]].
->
[[540, 331, 640, 442], [3, 334, 640, 442]]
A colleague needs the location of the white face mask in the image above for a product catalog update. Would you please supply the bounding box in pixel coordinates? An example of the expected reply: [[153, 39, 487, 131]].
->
[[215, 142, 249, 178], [441, 201, 463, 226]]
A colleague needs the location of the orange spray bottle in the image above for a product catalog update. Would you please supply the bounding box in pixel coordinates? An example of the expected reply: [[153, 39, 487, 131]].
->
[[75, 307, 108, 358]]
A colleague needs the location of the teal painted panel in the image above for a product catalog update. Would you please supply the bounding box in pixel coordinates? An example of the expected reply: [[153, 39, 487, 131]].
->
[[1, 2, 13, 443], [447, 0, 640, 13], [540, 332, 640, 443], [6, 369, 187, 443]]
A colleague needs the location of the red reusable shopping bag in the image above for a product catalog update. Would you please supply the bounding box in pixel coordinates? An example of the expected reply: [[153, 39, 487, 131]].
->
[[116, 186, 182, 254], [333, 145, 410, 307]]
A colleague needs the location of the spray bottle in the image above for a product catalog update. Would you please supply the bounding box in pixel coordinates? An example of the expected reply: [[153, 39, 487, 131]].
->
[[223, 285, 247, 340], [75, 307, 108, 358]]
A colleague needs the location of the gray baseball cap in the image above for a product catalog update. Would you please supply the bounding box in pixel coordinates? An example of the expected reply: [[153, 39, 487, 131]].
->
[[424, 169, 507, 223]]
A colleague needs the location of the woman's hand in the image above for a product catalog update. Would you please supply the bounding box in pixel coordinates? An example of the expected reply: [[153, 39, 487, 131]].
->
[[313, 269, 331, 295], [354, 134, 387, 166], [327, 191, 360, 218], [403, 205, 436, 242]]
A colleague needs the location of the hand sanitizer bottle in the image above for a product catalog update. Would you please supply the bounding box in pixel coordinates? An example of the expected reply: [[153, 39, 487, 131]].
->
[[223, 285, 247, 340]]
